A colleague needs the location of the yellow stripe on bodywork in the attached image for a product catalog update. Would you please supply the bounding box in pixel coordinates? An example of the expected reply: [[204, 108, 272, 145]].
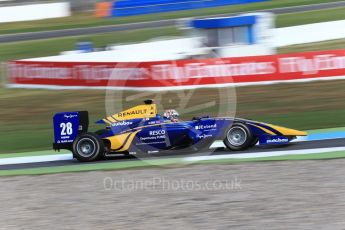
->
[[251, 124, 276, 135], [265, 124, 307, 136], [106, 132, 132, 150], [117, 130, 141, 152], [103, 119, 112, 125], [106, 116, 116, 123], [105, 130, 141, 151]]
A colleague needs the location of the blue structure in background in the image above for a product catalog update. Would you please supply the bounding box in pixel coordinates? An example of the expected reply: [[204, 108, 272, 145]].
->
[[111, 0, 268, 17], [76, 42, 93, 53], [191, 15, 257, 44]]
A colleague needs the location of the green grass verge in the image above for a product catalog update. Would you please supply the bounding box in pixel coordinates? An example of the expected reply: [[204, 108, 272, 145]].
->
[[307, 127, 345, 134], [2, 79, 345, 153], [0, 0, 343, 35], [199, 151, 345, 164], [253, 109, 345, 132], [0, 8, 344, 63], [1, 150, 345, 176], [278, 38, 345, 53], [0, 27, 181, 62], [276, 6, 345, 27], [0, 158, 183, 176]]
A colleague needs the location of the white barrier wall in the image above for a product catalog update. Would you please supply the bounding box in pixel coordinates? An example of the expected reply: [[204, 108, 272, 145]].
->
[[21, 20, 345, 62], [24, 37, 203, 62], [273, 20, 345, 47], [0, 2, 70, 23], [218, 44, 274, 57]]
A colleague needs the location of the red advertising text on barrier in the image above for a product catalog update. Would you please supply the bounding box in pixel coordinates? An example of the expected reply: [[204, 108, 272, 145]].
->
[[8, 49, 345, 88]]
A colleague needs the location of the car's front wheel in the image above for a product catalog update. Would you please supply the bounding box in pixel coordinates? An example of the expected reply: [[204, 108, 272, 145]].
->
[[72, 133, 104, 162], [224, 123, 253, 151]]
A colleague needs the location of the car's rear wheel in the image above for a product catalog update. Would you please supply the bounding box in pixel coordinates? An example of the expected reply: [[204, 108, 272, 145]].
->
[[72, 132, 104, 162], [249, 137, 259, 147], [224, 123, 253, 151]]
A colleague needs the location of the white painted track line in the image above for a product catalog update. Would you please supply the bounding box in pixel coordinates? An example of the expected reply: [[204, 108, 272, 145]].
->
[[0, 154, 72, 166], [184, 147, 345, 162]]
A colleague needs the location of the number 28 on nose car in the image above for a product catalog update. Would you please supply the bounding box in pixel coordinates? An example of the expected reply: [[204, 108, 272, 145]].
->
[[53, 100, 307, 162]]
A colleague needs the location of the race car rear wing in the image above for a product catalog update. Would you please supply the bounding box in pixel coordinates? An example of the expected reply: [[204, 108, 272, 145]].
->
[[98, 100, 157, 125], [53, 111, 89, 151]]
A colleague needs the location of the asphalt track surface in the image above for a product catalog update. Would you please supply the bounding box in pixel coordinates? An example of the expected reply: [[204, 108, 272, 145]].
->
[[1, 138, 344, 170], [1, 1, 345, 43]]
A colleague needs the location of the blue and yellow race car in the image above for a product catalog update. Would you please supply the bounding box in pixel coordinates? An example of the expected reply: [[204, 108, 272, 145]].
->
[[53, 100, 307, 162]]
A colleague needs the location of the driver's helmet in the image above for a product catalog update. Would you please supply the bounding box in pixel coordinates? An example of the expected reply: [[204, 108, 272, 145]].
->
[[163, 109, 180, 122]]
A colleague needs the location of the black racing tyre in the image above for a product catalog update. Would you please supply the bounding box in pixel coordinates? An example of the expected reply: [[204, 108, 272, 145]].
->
[[72, 132, 104, 162], [223, 123, 254, 151], [249, 137, 259, 147]]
